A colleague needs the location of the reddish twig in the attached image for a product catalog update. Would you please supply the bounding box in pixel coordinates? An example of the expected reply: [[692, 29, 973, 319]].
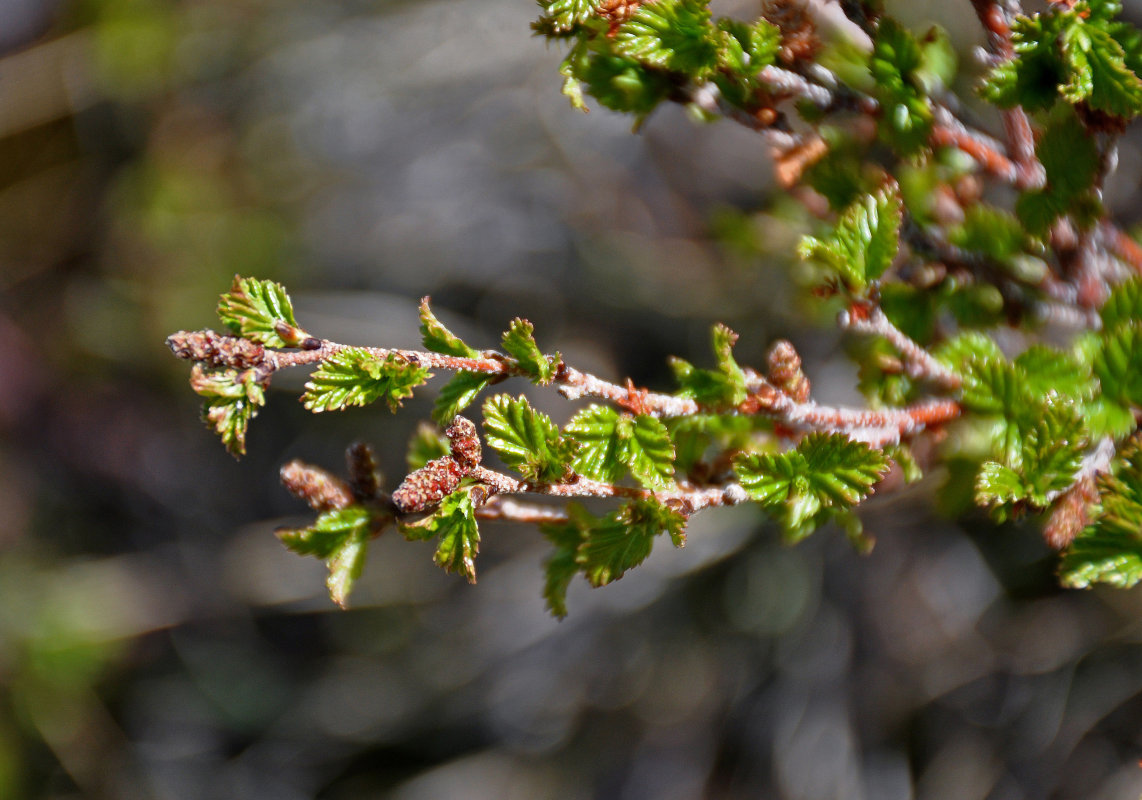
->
[[839, 304, 963, 390]]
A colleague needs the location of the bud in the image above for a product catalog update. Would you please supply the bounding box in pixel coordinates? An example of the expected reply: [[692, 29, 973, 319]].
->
[[167, 330, 265, 369], [392, 456, 466, 513], [446, 416, 482, 470], [766, 339, 811, 402], [280, 460, 355, 511]]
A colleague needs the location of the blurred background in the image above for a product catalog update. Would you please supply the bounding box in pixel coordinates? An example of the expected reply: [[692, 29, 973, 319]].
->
[[3, 0, 1142, 797]]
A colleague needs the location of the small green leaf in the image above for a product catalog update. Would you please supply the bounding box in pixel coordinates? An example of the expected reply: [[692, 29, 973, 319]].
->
[[407, 423, 450, 472], [276, 505, 379, 607], [1100, 276, 1142, 330], [734, 433, 890, 540], [798, 183, 903, 293], [1061, 447, 1142, 589], [980, 12, 1066, 112], [536, 0, 602, 33], [1015, 346, 1096, 402], [1093, 321, 1142, 408], [433, 371, 493, 426], [934, 331, 1005, 372], [975, 462, 1023, 507], [400, 488, 481, 583], [613, 0, 719, 78], [1061, 20, 1142, 117], [419, 298, 479, 358], [217, 275, 310, 348], [948, 205, 1031, 265], [562, 48, 673, 116], [1016, 107, 1102, 236], [482, 394, 577, 483], [502, 318, 559, 384], [870, 19, 934, 154], [716, 18, 780, 77], [576, 499, 686, 586], [564, 405, 676, 490], [302, 349, 431, 413], [189, 365, 266, 456], [669, 323, 749, 407]]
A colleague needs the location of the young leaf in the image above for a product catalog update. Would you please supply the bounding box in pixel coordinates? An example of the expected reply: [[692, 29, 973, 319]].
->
[[1015, 346, 1096, 402], [502, 318, 559, 384], [419, 298, 479, 358], [1061, 448, 1142, 589], [540, 504, 594, 618], [433, 371, 493, 426], [612, 0, 719, 78], [1092, 321, 1142, 408], [869, 19, 934, 154], [669, 323, 748, 407], [407, 422, 450, 472], [1015, 108, 1101, 235], [217, 275, 311, 348], [189, 365, 266, 456], [564, 405, 676, 490], [576, 499, 686, 586], [536, 0, 601, 33], [798, 182, 903, 293], [276, 505, 379, 607], [302, 349, 431, 413], [562, 48, 673, 116], [1100, 276, 1142, 330], [400, 488, 481, 583], [734, 433, 890, 540], [1060, 20, 1142, 117], [482, 394, 577, 483], [716, 18, 780, 77]]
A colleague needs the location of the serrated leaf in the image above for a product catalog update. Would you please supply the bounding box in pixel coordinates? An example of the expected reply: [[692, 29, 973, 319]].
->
[[1016, 107, 1102, 235], [716, 18, 780, 77], [189, 365, 266, 456], [980, 12, 1066, 112], [419, 298, 479, 358], [975, 462, 1023, 506], [400, 488, 481, 583], [576, 499, 686, 587], [1015, 346, 1096, 402], [433, 371, 493, 426], [540, 504, 593, 618], [276, 505, 378, 608], [563, 48, 673, 116], [934, 332, 1005, 371], [482, 394, 577, 483], [1061, 20, 1142, 117], [798, 183, 903, 293], [536, 0, 601, 33], [1061, 448, 1142, 588], [1093, 320, 1142, 408], [407, 422, 450, 472], [669, 323, 748, 407], [870, 19, 934, 154], [217, 275, 309, 348], [1100, 276, 1142, 330], [564, 405, 676, 490], [302, 349, 431, 413], [612, 0, 719, 78], [948, 205, 1030, 265], [502, 318, 558, 384], [733, 433, 890, 539]]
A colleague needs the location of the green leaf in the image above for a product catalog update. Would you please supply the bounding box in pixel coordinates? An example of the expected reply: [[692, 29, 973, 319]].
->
[[189, 365, 266, 456], [302, 349, 431, 413], [407, 422, 450, 472], [1100, 276, 1142, 330], [576, 499, 686, 586], [934, 331, 1005, 372], [536, 0, 601, 33], [975, 462, 1023, 514], [564, 405, 676, 490], [798, 183, 903, 293], [217, 275, 310, 348], [669, 323, 749, 407], [433, 371, 493, 426], [1092, 321, 1142, 408], [419, 298, 479, 358], [502, 318, 559, 384], [869, 19, 934, 154], [734, 433, 890, 540], [482, 394, 577, 483], [948, 205, 1030, 265], [562, 46, 673, 116], [1061, 447, 1142, 588], [1060, 19, 1142, 117], [613, 0, 719, 78], [716, 18, 780, 77], [1016, 107, 1102, 235], [540, 504, 593, 618], [400, 488, 481, 583], [980, 12, 1066, 112], [277, 505, 378, 607], [1014, 346, 1096, 402]]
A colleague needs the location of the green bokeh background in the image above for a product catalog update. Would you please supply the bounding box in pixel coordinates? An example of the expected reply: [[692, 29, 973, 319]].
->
[[3, 0, 1142, 797]]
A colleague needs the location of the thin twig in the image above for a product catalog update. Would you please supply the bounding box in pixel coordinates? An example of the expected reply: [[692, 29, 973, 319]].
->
[[838, 304, 963, 390]]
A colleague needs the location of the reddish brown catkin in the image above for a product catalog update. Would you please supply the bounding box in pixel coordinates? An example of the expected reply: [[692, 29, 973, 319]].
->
[[392, 416, 482, 513]]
